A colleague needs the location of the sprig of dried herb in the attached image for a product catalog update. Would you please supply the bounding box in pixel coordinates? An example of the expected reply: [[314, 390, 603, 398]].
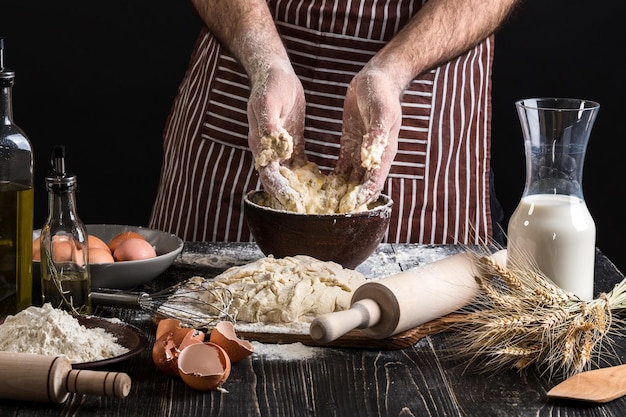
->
[[42, 248, 83, 315]]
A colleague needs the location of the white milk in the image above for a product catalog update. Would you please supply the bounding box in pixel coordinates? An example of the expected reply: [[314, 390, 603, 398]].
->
[[507, 194, 596, 300]]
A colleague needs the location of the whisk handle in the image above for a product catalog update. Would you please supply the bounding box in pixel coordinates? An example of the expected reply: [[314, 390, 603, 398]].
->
[[91, 291, 151, 307]]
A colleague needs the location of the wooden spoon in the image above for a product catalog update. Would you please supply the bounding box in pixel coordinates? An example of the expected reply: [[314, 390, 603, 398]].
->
[[547, 364, 626, 403]]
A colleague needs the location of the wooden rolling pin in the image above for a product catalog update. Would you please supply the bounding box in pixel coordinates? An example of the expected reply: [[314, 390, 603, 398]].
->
[[0, 352, 132, 403], [310, 249, 507, 342]]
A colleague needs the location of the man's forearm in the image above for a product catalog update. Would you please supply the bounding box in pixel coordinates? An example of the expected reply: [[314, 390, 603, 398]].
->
[[369, 0, 520, 92], [191, 0, 291, 82]]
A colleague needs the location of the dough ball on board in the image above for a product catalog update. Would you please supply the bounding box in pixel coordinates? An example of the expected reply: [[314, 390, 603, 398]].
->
[[177, 255, 366, 324]]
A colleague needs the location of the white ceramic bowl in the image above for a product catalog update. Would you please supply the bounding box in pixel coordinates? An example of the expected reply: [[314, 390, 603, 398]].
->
[[33, 224, 184, 289]]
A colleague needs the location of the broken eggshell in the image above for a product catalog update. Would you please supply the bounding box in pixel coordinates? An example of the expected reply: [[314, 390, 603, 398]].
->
[[155, 318, 183, 341], [178, 342, 232, 391], [209, 321, 254, 363], [152, 327, 205, 377]]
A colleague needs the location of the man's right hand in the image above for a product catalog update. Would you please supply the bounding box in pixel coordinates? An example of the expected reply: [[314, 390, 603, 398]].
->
[[247, 61, 308, 212]]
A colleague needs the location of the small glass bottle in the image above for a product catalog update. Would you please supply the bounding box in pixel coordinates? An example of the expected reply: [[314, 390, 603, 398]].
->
[[40, 146, 91, 315], [0, 38, 34, 317]]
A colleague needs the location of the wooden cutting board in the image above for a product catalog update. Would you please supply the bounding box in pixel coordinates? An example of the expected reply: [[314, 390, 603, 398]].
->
[[236, 314, 463, 350]]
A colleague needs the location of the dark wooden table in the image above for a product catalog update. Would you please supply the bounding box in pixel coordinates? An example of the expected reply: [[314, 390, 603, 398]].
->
[[3, 243, 626, 417]]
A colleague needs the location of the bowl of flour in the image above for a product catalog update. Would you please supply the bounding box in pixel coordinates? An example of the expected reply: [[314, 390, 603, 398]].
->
[[0, 304, 148, 368]]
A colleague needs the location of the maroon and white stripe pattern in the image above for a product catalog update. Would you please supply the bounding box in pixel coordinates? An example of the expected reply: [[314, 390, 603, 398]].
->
[[150, 0, 494, 244]]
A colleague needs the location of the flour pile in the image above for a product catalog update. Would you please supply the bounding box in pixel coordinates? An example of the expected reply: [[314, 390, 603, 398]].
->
[[0, 303, 129, 363]]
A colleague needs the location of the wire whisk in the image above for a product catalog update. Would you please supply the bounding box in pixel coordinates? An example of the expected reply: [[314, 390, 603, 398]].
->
[[92, 278, 237, 330]]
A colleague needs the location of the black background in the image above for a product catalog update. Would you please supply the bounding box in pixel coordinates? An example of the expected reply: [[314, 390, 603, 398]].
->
[[2, 1, 624, 273]]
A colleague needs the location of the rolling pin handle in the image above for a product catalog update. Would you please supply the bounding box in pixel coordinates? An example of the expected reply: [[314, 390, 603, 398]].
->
[[66, 369, 132, 398], [309, 298, 381, 343], [0, 352, 132, 403]]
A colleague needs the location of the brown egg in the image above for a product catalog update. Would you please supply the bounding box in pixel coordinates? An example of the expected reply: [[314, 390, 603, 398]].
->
[[209, 321, 254, 363], [32, 236, 41, 261], [88, 235, 111, 252], [108, 231, 146, 253], [51, 235, 73, 262], [89, 247, 115, 264], [177, 342, 231, 391], [34, 235, 87, 263], [113, 238, 157, 262]]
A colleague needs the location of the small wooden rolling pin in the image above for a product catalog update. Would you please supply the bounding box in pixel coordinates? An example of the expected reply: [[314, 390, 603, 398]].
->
[[310, 249, 507, 342], [0, 352, 132, 403]]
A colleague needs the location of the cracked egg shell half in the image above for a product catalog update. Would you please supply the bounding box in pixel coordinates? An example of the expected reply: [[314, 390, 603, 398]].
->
[[209, 321, 254, 363], [178, 342, 231, 391], [152, 327, 205, 377]]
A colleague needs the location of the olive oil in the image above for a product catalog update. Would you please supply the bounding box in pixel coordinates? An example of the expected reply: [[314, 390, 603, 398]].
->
[[41, 268, 90, 315], [0, 183, 34, 317]]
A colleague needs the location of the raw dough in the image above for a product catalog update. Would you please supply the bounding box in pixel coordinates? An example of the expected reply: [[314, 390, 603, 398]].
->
[[254, 128, 293, 169], [254, 160, 365, 214], [360, 132, 386, 170], [160, 255, 366, 325], [255, 129, 370, 214]]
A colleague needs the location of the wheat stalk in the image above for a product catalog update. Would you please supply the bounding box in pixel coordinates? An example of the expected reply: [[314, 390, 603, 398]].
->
[[448, 246, 626, 380]]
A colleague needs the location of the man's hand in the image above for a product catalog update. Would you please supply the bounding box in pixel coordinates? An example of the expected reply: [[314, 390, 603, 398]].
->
[[335, 69, 402, 208], [247, 62, 308, 211]]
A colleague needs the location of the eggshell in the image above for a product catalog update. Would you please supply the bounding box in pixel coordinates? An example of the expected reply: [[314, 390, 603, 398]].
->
[[108, 231, 146, 253], [89, 247, 115, 264], [178, 342, 231, 391], [152, 332, 180, 377], [156, 318, 182, 341], [209, 321, 254, 363], [179, 329, 205, 351], [152, 327, 205, 377], [113, 238, 157, 262]]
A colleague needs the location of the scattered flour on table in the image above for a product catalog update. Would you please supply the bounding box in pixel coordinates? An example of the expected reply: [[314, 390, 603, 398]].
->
[[250, 341, 323, 361], [178, 249, 263, 269], [0, 303, 129, 363]]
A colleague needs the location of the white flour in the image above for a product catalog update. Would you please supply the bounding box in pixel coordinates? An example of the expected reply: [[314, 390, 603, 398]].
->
[[250, 341, 323, 361], [0, 303, 129, 363]]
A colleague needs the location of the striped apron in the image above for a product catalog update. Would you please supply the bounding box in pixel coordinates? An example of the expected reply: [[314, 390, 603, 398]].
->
[[149, 0, 495, 245]]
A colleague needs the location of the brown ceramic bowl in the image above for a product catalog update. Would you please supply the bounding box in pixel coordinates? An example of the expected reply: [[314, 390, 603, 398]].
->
[[243, 190, 393, 269]]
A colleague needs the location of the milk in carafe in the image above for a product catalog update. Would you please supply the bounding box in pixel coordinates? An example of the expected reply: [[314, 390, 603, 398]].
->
[[507, 194, 595, 300]]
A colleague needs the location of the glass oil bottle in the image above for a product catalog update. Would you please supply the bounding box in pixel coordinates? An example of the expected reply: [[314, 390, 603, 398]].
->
[[0, 38, 34, 317], [40, 146, 91, 314]]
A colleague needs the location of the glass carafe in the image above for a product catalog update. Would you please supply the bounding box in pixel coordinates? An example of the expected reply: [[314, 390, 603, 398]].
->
[[507, 97, 599, 301]]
